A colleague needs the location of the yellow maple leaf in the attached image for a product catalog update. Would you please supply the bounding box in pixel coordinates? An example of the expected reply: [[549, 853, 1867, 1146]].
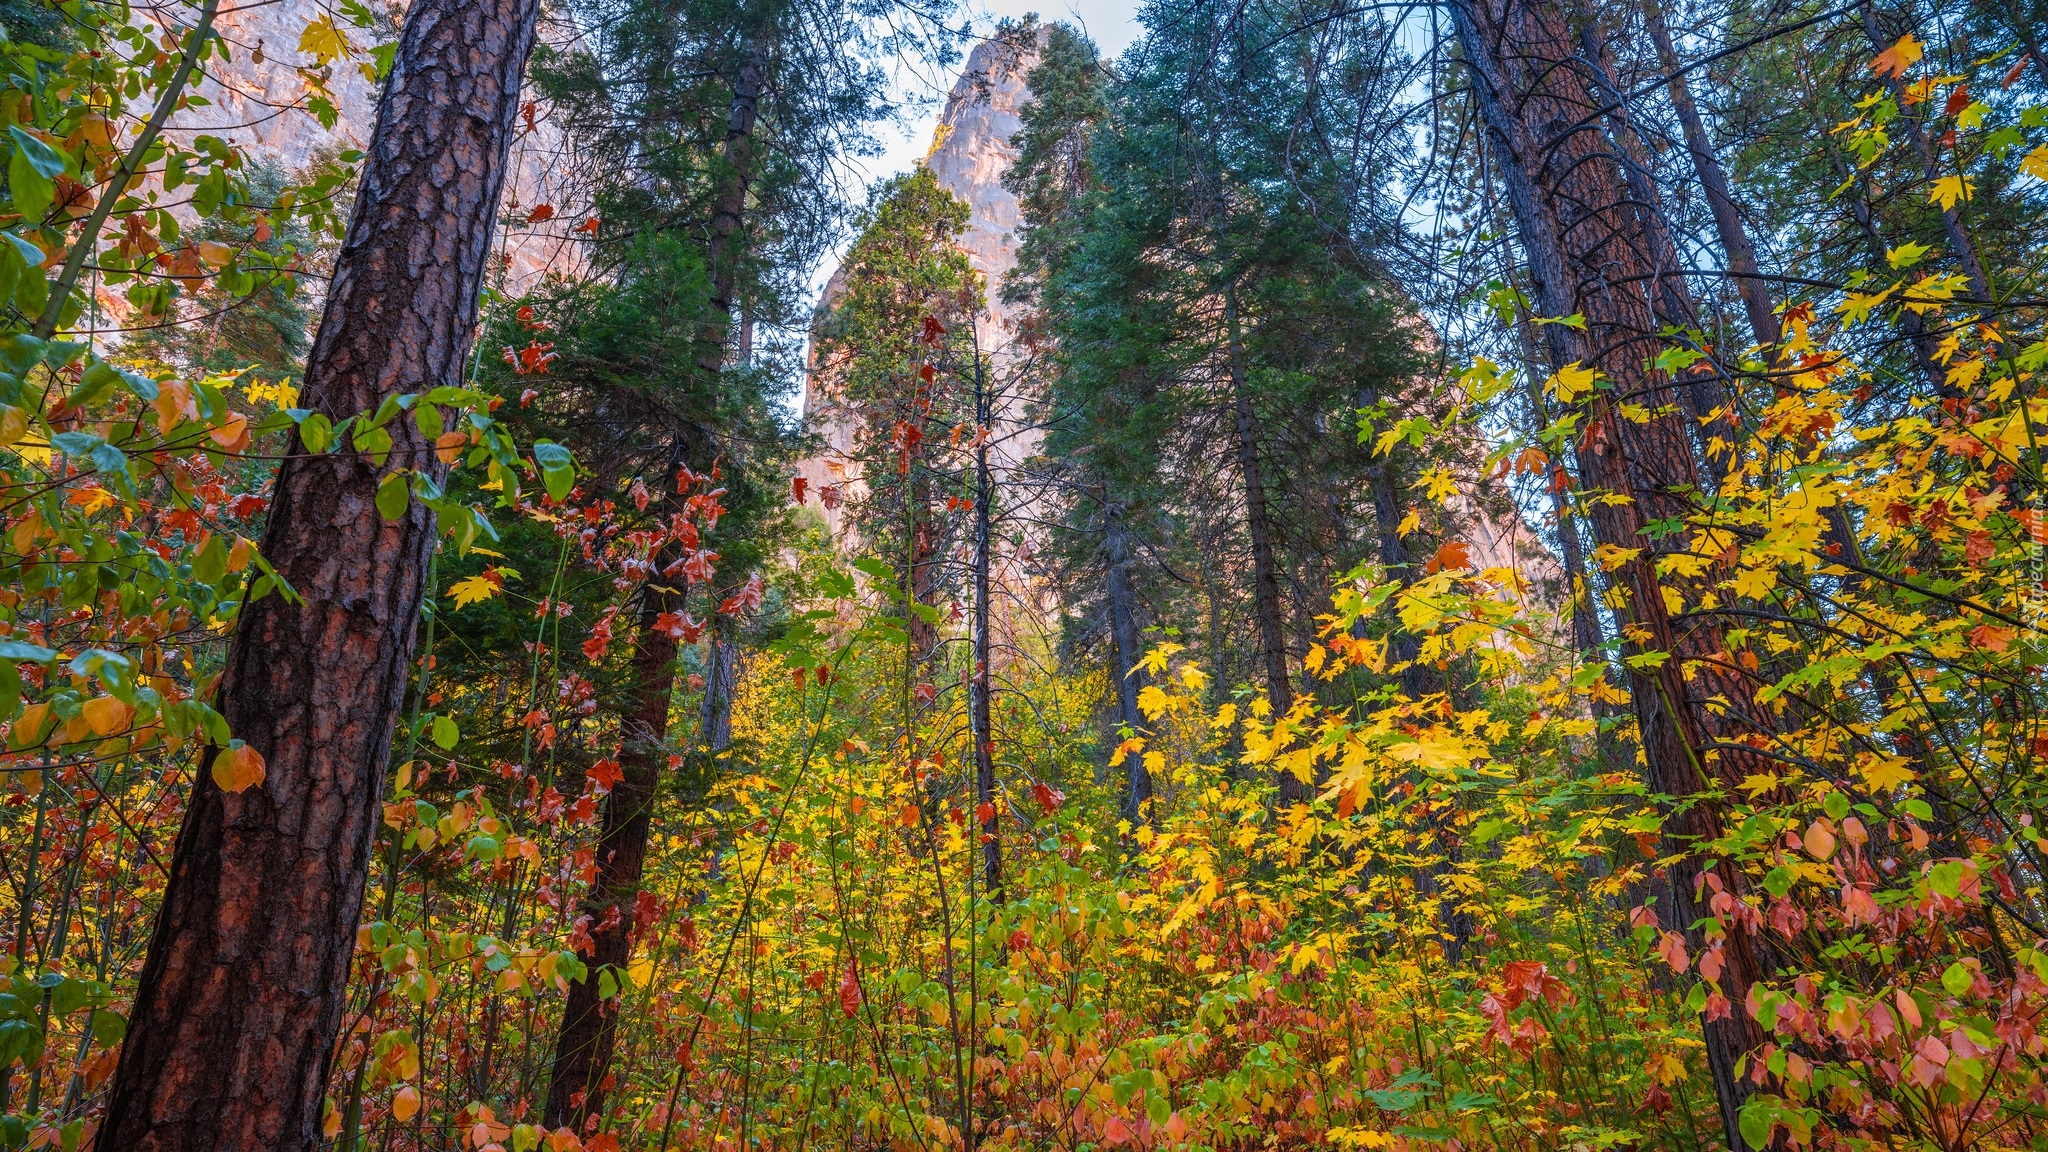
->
[[1928, 174, 1973, 211], [1418, 465, 1458, 504], [1868, 33, 1922, 78], [1592, 543, 1641, 572], [447, 574, 504, 609], [1136, 683, 1171, 721], [1857, 753, 1916, 792], [1545, 361, 1599, 403], [297, 14, 354, 67], [2021, 144, 2048, 181], [1728, 564, 1778, 599]]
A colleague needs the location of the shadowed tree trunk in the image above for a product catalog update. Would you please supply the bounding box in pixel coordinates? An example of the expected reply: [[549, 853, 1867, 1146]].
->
[[1222, 284, 1297, 801], [1103, 502, 1151, 825], [1642, 0, 1781, 352], [543, 519, 685, 1131], [971, 350, 1004, 895], [95, 0, 540, 1145], [545, 39, 766, 1134], [1451, 0, 1780, 1142]]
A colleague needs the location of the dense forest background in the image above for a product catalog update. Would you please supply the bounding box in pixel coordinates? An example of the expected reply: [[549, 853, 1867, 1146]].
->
[[0, 0, 2041, 1144]]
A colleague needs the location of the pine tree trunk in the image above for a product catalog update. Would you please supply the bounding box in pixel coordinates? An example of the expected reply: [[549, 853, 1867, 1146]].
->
[[96, 0, 540, 1144], [1222, 284, 1297, 801], [546, 41, 764, 1126], [544, 568, 679, 1132], [1451, 0, 1777, 1142], [700, 637, 740, 752], [1576, 26, 1735, 473]]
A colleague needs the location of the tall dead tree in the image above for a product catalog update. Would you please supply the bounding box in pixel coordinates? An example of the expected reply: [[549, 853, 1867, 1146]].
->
[[1451, 0, 1782, 1142], [96, 0, 542, 1145]]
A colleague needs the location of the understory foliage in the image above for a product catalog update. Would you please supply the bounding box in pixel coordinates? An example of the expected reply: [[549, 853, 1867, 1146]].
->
[[0, 0, 2044, 1145]]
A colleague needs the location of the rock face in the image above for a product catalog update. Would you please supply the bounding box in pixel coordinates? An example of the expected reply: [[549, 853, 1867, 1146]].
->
[[796, 30, 1044, 540], [175, 0, 576, 289]]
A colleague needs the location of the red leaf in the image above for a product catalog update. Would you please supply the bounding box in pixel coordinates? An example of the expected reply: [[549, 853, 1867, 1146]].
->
[[838, 961, 861, 1016], [1032, 781, 1062, 814], [586, 759, 624, 794]]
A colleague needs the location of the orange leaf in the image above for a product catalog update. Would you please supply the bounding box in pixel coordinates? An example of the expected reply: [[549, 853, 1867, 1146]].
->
[[1868, 33, 1922, 79], [211, 740, 266, 793], [1968, 623, 2015, 652], [1425, 540, 1471, 574]]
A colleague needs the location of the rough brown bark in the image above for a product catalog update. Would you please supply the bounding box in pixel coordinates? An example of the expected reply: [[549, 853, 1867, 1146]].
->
[[1576, 26, 1736, 476], [1451, 0, 1776, 1143], [1222, 285, 1298, 802], [96, 0, 540, 1145]]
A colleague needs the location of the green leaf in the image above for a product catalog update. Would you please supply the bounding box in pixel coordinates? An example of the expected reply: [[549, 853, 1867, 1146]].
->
[[1823, 791, 1851, 820], [298, 411, 333, 454], [49, 977, 89, 1016], [1739, 1103, 1772, 1150], [1763, 866, 1797, 898], [49, 430, 101, 456], [1929, 861, 1964, 899], [89, 1009, 124, 1047], [1942, 961, 1973, 996], [430, 713, 458, 750], [7, 126, 61, 221], [10, 126, 66, 179], [191, 534, 228, 585], [72, 358, 122, 409], [375, 471, 410, 522], [0, 640, 56, 663], [532, 440, 575, 502]]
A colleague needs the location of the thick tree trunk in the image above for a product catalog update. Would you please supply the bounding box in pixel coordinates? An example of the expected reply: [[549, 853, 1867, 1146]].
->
[[547, 43, 765, 1125], [693, 40, 766, 383], [1222, 285, 1297, 801], [1577, 27, 1736, 478], [1103, 505, 1151, 825], [95, 0, 539, 1146], [1451, 0, 1777, 1142]]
